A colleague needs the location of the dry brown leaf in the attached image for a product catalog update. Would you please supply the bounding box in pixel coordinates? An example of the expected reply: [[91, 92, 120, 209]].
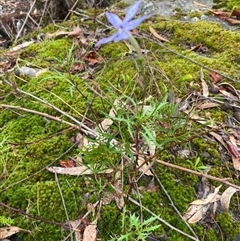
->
[[209, 71, 222, 83], [73, 132, 89, 150], [83, 218, 98, 241], [183, 186, 222, 223], [149, 26, 170, 42], [137, 155, 153, 176], [59, 160, 75, 168], [87, 203, 95, 216], [190, 185, 222, 205], [183, 204, 210, 223], [208, 8, 240, 24], [218, 89, 237, 100], [224, 17, 240, 25], [69, 219, 82, 241], [209, 131, 226, 147], [198, 102, 219, 109], [218, 82, 240, 99], [68, 26, 82, 37], [210, 132, 240, 170], [227, 137, 240, 158], [6, 41, 35, 57], [230, 9, 240, 18], [0, 226, 28, 239], [221, 187, 239, 211], [113, 169, 124, 209], [45, 30, 69, 39], [47, 166, 113, 175], [200, 68, 209, 97], [98, 99, 121, 132], [231, 156, 240, 171], [83, 51, 103, 66]]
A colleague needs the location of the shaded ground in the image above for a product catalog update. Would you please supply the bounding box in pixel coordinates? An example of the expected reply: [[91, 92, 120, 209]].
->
[[0, 1, 240, 241]]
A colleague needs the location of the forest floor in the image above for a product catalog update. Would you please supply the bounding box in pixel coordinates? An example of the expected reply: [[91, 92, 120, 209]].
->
[[0, 1, 240, 241]]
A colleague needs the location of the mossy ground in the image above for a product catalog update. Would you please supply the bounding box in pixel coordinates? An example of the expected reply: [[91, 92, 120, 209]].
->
[[0, 3, 240, 241]]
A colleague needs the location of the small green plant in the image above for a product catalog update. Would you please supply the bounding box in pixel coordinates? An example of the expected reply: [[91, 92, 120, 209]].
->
[[110, 211, 161, 241], [101, 91, 185, 156], [186, 157, 207, 172], [0, 216, 14, 226]]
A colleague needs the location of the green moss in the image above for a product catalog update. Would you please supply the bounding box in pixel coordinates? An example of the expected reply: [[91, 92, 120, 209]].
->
[[216, 213, 240, 240], [19, 38, 72, 67], [226, 0, 240, 9]]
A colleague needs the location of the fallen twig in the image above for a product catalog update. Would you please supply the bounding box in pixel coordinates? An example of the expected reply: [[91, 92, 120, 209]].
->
[[14, 0, 37, 42], [155, 159, 240, 190]]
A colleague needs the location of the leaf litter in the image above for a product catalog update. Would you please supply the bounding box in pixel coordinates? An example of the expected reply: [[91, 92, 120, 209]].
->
[[4, 5, 240, 239], [47, 68, 240, 236]]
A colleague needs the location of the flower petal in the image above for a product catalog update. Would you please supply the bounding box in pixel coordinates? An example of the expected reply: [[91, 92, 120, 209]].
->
[[106, 12, 123, 29], [124, 15, 149, 31], [114, 31, 130, 42], [95, 32, 118, 47], [124, 0, 142, 23]]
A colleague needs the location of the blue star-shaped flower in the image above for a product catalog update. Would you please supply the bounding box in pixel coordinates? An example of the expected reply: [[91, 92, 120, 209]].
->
[[95, 0, 148, 47]]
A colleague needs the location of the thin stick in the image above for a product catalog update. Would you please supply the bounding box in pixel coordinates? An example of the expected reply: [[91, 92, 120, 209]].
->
[[55, 173, 73, 241], [62, 200, 100, 241], [1, 104, 79, 130], [18, 88, 95, 134], [64, 0, 79, 21], [14, 0, 37, 42], [3, 78, 96, 136], [153, 169, 200, 241], [156, 159, 240, 190], [37, 0, 49, 29]]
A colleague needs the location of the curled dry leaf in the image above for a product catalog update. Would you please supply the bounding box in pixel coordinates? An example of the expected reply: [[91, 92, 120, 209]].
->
[[225, 141, 240, 171], [59, 159, 75, 168], [83, 51, 103, 66], [183, 204, 210, 223], [210, 132, 240, 171], [68, 26, 82, 37], [198, 102, 219, 110], [190, 185, 222, 205], [208, 9, 240, 25], [0, 226, 29, 239], [83, 218, 98, 241], [221, 187, 239, 211], [6, 41, 35, 57], [200, 68, 209, 97], [209, 71, 222, 83], [47, 166, 113, 175], [149, 26, 170, 42], [183, 185, 222, 223], [45, 30, 69, 39], [69, 219, 82, 241], [218, 82, 240, 98], [137, 155, 153, 176]]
